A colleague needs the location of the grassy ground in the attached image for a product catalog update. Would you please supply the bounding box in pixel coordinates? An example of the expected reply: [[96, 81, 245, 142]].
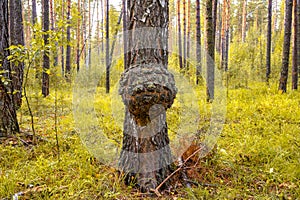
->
[[0, 81, 299, 199]]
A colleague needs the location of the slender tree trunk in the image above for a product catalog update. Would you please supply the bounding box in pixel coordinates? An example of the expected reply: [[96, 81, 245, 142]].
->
[[61, 0, 65, 76], [292, 0, 299, 89], [9, 0, 25, 109], [266, 0, 272, 83], [279, 0, 293, 93], [241, 0, 247, 42], [119, 0, 176, 192], [206, 0, 215, 101], [65, 0, 71, 79], [221, 0, 230, 71], [101, 0, 104, 53], [177, 0, 183, 69], [77, 0, 81, 71], [183, 0, 187, 68], [187, 0, 191, 70], [297, 0, 300, 79], [32, 0, 37, 25], [42, 0, 50, 97], [0, 0, 20, 136], [105, 0, 110, 93], [50, 0, 58, 67], [196, 0, 202, 84]]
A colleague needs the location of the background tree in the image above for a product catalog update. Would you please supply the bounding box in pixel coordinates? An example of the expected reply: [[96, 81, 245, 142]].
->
[[65, 0, 71, 79], [241, 0, 247, 42], [177, 0, 183, 69], [292, 0, 299, 89], [42, 0, 50, 97], [9, 0, 25, 109], [106, 0, 110, 93], [279, 0, 293, 93], [196, 0, 202, 84], [0, 0, 20, 136], [206, 0, 215, 101], [266, 0, 272, 83]]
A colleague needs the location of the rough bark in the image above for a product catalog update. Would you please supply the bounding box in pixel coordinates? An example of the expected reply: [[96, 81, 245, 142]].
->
[[220, 0, 230, 71], [32, 0, 37, 25], [196, 0, 202, 84], [292, 0, 299, 89], [9, 0, 25, 109], [105, 0, 110, 93], [279, 0, 293, 93], [76, 0, 81, 72], [42, 0, 50, 97], [0, 0, 20, 136], [183, 0, 187, 68], [65, 0, 71, 79], [119, 0, 176, 192], [177, 0, 183, 69], [241, 0, 247, 42], [187, 0, 191, 70], [206, 0, 215, 101], [266, 0, 272, 82], [123, 0, 128, 69]]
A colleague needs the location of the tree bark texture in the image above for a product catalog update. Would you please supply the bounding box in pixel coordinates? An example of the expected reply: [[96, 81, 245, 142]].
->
[[279, 0, 293, 93], [241, 0, 247, 42], [292, 0, 299, 89], [42, 0, 50, 97], [9, 0, 25, 109], [65, 0, 71, 79], [105, 0, 110, 93], [177, 0, 183, 69], [0, 0, 20, 136], [206, 0, 215, 101], [266, 0, 272, 82], [119, 0, 177, 192], [196, 0, 202, 84]]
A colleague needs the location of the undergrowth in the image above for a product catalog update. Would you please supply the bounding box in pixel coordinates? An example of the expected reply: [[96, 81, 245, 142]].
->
[[0, 80, 299, 199]]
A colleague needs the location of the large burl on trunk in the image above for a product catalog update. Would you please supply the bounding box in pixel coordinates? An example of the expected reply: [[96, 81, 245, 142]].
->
[[118, 0, 177, 192]]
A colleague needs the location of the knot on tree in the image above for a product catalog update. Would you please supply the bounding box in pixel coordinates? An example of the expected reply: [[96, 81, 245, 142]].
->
[[119, 64, 177, 126]]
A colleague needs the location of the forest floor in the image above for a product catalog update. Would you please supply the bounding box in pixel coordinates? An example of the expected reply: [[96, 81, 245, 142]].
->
[[0, 82, 300, 199]]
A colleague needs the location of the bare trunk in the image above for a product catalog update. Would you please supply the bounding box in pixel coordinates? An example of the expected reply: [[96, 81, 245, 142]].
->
[[0, 0, 20, 136], [42, 0, 50, 97], [187, 0, 191, 70], [292, 0, 299, 89], [279, 0, 293, 93], [196, 0, 202, 84], [177, 0, 183, 69], [266, 0, 272, 82], [206, 0, 215, 101], [105, 0, 110, 93], [65, 0, 71, 79], [77, 0, 81, 71], [241, 0, 247, 42], [9, 0, 25, 109], [183, 0, 187, 68]]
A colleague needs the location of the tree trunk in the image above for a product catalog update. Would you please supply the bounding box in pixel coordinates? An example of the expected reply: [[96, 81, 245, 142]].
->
[[42, 0, 50, 97], [61, 0, 65, 76], [266, 0, 272, 83], [123, 0, 128, 69], [220, 0, 230, 72], [292, 0, 299, 89], [65, 0, 71, 79], [77, 0, 81, 72], [187, 0, 191, 70], [32, 0, 37, 25], [297, 0, 300, 79], [177, 0, 183, 69], [0, 0, 20, 136], [183, 0, 187, 68], [241, 0, 247, 42], [119, 0, 176, 192], [196, 0, 202, 84], [206, 0, 215, 102], [50, 0, 58, 67], [279, 0, 293, 93], [9, 0, 25, 109], [105, 0, 110, 93]]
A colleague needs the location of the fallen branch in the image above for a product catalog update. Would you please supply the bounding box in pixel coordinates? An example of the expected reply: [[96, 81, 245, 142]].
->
[[152, 145, 205, 196]]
